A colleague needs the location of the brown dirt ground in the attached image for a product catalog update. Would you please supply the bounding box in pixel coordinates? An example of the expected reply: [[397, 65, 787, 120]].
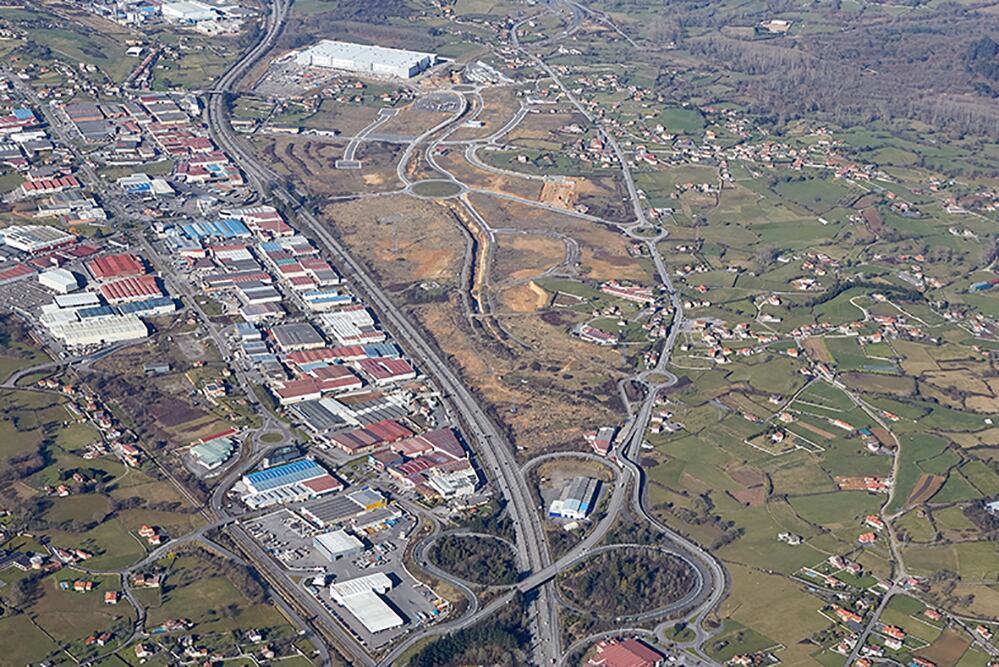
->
[[375, 105, 453, 137], [256, 136, 404, 195], [505, 111, 588, 143], [726, 465, 766, 487], [436, 151, 545, 201], [411, 296, 625, 450], [467, 193, 651, 284], [731, 486, 766, 507], [540, 179, 578, 210], [840, 371, 915, 396], [793, 420, 836, 440], [300, 103, 388, 136], [321, 196, 465, 285], [492, 233, 565, 283], [923, 369, 993, 396], [915, 629, 971, 667], [497, 282, 549, 313], [321, 197, 631, 451], [909, 473, 946, 505], [446, 87, 519, 143]]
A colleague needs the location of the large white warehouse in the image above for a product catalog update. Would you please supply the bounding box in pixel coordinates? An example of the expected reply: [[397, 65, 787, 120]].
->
[[161, 0, 218, 22], [39, 268, 80, 294], [295, 40, 436, 79], [46, 314, 148, 348], [329, 572, 403, 634]]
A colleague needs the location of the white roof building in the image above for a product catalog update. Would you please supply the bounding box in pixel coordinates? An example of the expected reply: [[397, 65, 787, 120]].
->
[[161, 0, 217, 22], [0, 225, 75, 253], [46, 314, 148, 347], [329, 572, 403, 634], [317, 307, 384, 345], [54, 292, 101, 309], [295, 40, 436, 79], [314, 529, 364, 561], [39, 268, 80, 294]]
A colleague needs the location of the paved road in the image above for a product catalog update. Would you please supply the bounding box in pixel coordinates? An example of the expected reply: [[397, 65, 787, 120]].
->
[[205, 2, 565, 665], [202, 3, 732, 665]]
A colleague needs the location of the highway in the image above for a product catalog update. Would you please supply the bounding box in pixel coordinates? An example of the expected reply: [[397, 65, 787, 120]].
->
[[205, 1, 563, 665], [201, 1, 729, 665]]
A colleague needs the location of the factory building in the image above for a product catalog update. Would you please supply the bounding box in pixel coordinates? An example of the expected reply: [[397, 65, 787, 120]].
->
[[295, 40, 437, 79], [38, 268, 80, 294], [313, 529, 364, 562], [329, 572, 404, 634], [548, 476, 600, 520], [99, 275, 163, 304], [270, 322, 326, 351], [45, 314, 148, 348], [241, 458, 343, 509], [87, 253, 146, 280], [0, 225, 76, 254], [161, 0, 218, 22], [189, 430, 237, 471]]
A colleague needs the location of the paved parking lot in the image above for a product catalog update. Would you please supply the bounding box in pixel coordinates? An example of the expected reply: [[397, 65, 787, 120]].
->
[[243, 507, 444, 649]]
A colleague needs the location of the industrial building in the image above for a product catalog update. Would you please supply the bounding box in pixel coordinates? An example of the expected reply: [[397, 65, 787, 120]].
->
[[0, 225, 76, 254], [318, 307, 385, 346], [241, 459, 343, 509], [301, 487, 388, 528], [295, 40, 436, 79], [55, 292, 101, 309], [587, 639, 665, 667], [161, 0, 218, 22], [38, 268, 80, 294], [271, 322, 326, 351], [329, 573, 404, 634], [87, 253, 146, 279], [313, 529, 364, 562], [45, 314, 148, 348], [189, 431, 237, 471], [99, 275, 163, 304], [548, 476, 600, 520]]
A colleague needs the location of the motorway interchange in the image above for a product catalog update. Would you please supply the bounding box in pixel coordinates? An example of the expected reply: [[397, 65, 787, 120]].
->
[[197, 0, 728, 665], [0, 0, 726, 664]]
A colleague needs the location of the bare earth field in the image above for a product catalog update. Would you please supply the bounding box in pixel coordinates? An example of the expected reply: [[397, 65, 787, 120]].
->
[[321, 195, 631, 450]]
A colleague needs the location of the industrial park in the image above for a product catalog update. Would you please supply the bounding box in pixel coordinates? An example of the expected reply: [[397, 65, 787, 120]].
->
[[2, 1, 999, 667]]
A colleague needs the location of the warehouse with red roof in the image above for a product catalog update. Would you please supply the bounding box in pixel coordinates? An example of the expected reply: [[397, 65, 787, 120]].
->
[[99, 275, 163, 304], [87, 253, 146, 280]]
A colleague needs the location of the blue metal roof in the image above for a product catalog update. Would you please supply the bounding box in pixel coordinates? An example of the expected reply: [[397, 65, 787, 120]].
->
[[78, 305, 118, 319], [363, 342, 400, 358], [182, 219, 251, 240], [118, 297, 175, 315], [245, 459, 325, 492]]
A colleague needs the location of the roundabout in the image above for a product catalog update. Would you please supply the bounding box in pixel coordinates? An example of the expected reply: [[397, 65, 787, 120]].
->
[[407, 179, 466, 199]]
